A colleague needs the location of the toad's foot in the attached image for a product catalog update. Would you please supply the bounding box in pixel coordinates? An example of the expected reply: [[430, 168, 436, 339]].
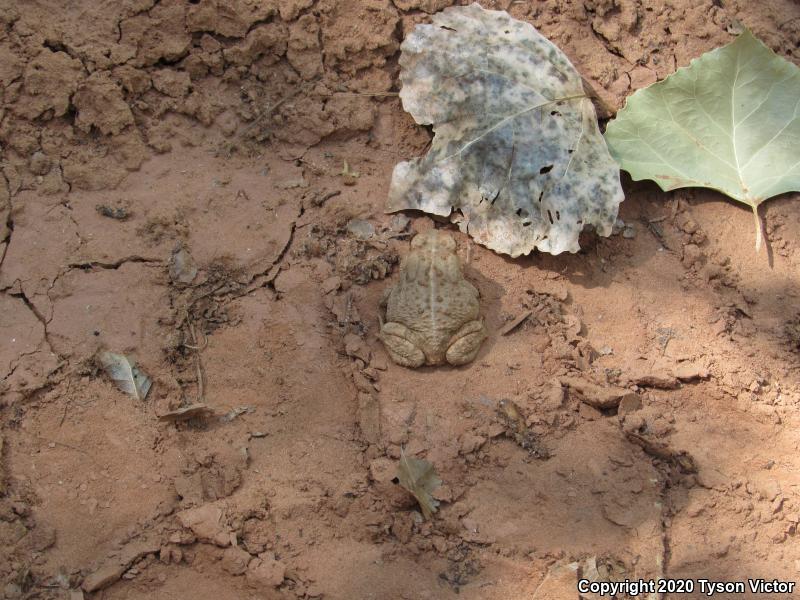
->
[[446, 320, 487, 366], [379, 321, 426, 368]]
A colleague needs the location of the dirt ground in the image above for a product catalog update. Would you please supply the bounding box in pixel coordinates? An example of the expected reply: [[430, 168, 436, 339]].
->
[[2, 0, 800, 598]]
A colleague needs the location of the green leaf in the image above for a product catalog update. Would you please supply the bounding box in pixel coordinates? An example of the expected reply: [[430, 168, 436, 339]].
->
[[605, 30, 800, 250], [397, 449, 441, 519], [387, 3, 623, 257]]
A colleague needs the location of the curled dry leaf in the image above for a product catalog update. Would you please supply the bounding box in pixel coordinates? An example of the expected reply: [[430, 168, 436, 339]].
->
[[397, 449, 442, 519], [158, 403, 215, 422], [98, 350, 152, 400], [605, 30, 800, 251], [388, 3, 623, 256], [169, 245, 198, 284]]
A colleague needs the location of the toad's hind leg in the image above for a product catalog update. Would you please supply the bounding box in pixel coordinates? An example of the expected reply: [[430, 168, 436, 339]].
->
[[379, 322, 426, 368], [445, 320, 487, 366]]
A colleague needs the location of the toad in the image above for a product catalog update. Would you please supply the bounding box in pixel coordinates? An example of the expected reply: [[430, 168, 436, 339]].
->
[[379, 229, 487, 367]]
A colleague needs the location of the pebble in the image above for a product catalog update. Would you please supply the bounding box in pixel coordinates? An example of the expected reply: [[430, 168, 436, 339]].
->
[[29, 151, 52, 176], [682, 243, 704, 267], [617, 394, 642, 416], [346, 218, 375, 240]]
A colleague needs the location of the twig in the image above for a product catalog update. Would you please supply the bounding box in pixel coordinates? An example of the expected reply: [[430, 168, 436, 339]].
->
[[188, 323, 206, 404], [322, 91, 399, 98], [183, 326, 207, 351], [37, 437, 88, 455]]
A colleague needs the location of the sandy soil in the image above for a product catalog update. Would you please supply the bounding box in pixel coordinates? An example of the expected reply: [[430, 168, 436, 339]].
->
[[1, 0, 800, 598]]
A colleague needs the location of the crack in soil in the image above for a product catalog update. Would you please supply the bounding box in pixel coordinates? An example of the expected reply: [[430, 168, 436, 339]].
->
[[59, 200, 88, 247], [67, 256, 163, 270], [3, 290, 61, 389], [622, 430, 696, 599], [588, 21, 630, 63], [1, 178, 12, 270]]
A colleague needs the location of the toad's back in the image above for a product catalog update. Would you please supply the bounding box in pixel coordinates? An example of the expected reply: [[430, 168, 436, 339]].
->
[[384, 230, 480, 353]]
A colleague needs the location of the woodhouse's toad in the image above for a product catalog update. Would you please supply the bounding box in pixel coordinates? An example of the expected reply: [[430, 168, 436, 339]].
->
[[379, 230, 487, 367]]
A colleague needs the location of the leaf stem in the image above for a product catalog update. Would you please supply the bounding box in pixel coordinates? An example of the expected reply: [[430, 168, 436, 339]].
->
[[752, 203, 764, 252]]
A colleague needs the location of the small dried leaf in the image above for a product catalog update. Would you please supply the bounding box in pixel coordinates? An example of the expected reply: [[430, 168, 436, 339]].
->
[[98, 351, 151, 400], [169, 246, 198, 284], [220, 406, 254, 422], [500, 310, 532, 335], [158, 403, 215, 422], [397, 449, 442, 519]]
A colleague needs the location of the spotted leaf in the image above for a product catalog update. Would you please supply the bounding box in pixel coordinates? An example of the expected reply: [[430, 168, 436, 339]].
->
[[387, 3, 624, 256]]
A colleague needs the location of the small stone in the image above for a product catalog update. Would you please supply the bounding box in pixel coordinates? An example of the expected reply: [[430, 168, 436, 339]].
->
[[221, 545, 251, 575], [682, 244, 704, 267], [344, 333, 370, 363], [459, 433, 486, 455], [609, 73, 630, 97], [370, 355, 388, 371], [542, 381, 564, 410], [246, 553, 285, 588], [622, 224, 636, 239], [759, 479, 781, 502], [578, 403, 601, 420], [275, 177, 308, 190], [629, 65, 657, 89], [431, 484, 453, 503], [306, 583, 323, 598], [322, 276, 341, 294], [29, 151, 52, 176], [674, 362, 709, 381], [617, 394, 642, 416], [486, 423, 506, 438], [26, 524, 57, 551], [152, 70, 191, 98], [531, 334, 551, 353], [389, 213, 410, 232], [531, 563, 580, 599], [560, 376, 632, 409], [346, 218, 375, 240], [369, 457, 396, 484], [629, 370, 679, 389], [176, 504, 230, 547], [677, 214, 699, 234], [82, 563, 126, 592], [217, 111, 239, 137]]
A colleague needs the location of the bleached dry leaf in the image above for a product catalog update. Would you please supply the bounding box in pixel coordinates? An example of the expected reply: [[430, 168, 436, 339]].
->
[[388, 3, 623, 256], [168, 245, 198, 284], [397, 450, 442, 519], [605, 30, 800, 250], [98, 351, 152, 400], [158, 403, 215, 422]]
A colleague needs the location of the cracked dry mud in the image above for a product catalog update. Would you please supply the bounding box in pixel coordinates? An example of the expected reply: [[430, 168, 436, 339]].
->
[[1, 1, 800, 599]]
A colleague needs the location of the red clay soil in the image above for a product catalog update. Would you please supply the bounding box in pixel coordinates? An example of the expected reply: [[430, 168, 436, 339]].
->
[[1, 1, 800, 599]]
